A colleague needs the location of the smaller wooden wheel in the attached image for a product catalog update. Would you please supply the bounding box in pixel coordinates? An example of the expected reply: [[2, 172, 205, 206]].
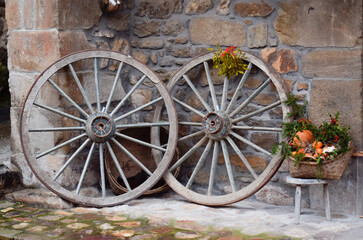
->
[[20, 50, 178, 207], [155, 51, 291, 206]]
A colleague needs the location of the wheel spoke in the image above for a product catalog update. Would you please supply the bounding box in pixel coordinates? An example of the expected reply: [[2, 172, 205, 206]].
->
[[161, 130, 204, 148], [179, 121, 203, 126], [105, 62, 124, 113], [232, 101, 282, 123], [232, 126, 282, 132], [182, 75, 212, 112], [111, 137, 153, 176], [207, 141, 219, 196], [99, 143, 106, 198], [114, 97, 162, 122], [173, 97, 205, 117], [36, 133, 87, 159], [29, 126, 85, 132], [220, 77, 229, 111], [106, 141, 131, 191], [116, 122, 170, 129], [230, 131, 272, 157], [186, 140, 213, 189], [111, 75, 146, 116], [230, 78, 271, 118], [33, 102, 86, 124], [226, 136, 258, 179], [47, 79, 89, 118], [221, 139, 236, 192], [169, 136, 208, 172], [203, 62, 218, 111], [115, 132, 166, 152], [69, 63, 95, 114], [226, 62, 252, 114], [53, 138, 91, 181], [94, 58, 101, 112], [76, 142, 96, 195]]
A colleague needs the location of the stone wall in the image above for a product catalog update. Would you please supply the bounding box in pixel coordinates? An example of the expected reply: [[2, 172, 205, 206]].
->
[[5, 0, 363, 215]]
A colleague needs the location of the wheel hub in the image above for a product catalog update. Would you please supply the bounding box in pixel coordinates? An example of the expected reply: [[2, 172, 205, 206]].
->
[[202, 112, 231, 140], [86, 113, 116, 143]]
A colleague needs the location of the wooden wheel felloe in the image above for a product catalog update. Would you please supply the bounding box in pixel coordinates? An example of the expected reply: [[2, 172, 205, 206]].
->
[[156, 51, 292, 206], [20, 50, 178, 207]]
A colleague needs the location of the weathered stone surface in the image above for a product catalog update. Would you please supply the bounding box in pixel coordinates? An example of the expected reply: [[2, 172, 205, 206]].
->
[[161, 20, 185, 36], [270, 78, 294, 93], [58, 31, 90, 57], [58, 0, 102, 30], [309, 80, 362, 149], [0, 164, 21, 194], [234, 2, 274, 17], [23, 0, 33, 29], [172, 47, 193, 58], [248, 23, 267, 48], [92, 30, 114, 38], [155, 68, 178, 82], [218, 154, 267, 173], [297, 83, 308, 91], [250, 132, 278, 151], [134, 19, 161, 37], [5, 188, 73, 209], [174, 37, 188, 44], [151, 53, 158, 64], [8, 31, 59, 71], [250, 93, 277, 106], [136, 0, 183, 19], [216, 0, 231, 15], [106, 11, 131, 32], [185, 0, 213, 15], [138, 38, 164, 49], [131, 89, 153, 110], [34, 0, 58, 29], [132, 50, 149, 64], [302, 49, 362, 79], [255, 185, 295, 206], [111, 38, 131, 55], [159, 56, 174, 67], [274, 0, 362, 47], [175, 231, 202, 239], [4, 0, 20, 30], [190, 18, 246, 46], [8, 73, 33, 108], [261, 48, 297, 73]]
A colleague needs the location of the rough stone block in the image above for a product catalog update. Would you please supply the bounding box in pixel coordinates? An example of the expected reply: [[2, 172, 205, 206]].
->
[[138, 38, 164, 49], [136, 0, 183, 19], [134, 19, 160, 37], [111, 38, 130, 55], [309, 80, 362, 149], [5, 0, 21, 30], [255, 184, 297, 206], [58, 0, 102, 30], [302, 49, 362, 79], [161, 19, 186, 36], [261, 48, 297, 74], [274, 0, 362, 47], [248, 23, 267, 48], [216, 0, 231, 15], [8, 30, 60, 72], [190, 18, 246, 46], [34, 0, 58, 29], [23, 0, 33, 29], [107, 11, 131, 32], [58, 31, 90, 57], [185, 0, 213, 15], [250, 132, 278, 151], [8, 72, 34, 108], [234, 1, 274, 17], [132, 50, 149, 64], [171, 47, 193, 58]]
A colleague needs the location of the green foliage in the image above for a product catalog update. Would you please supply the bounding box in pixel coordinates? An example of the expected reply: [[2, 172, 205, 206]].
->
[[208, 44, 248, 79], [284, 93, 307, 119]]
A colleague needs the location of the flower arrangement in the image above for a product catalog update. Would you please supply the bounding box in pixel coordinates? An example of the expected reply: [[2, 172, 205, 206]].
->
[[273, 94, 352, 179], [208, 44, 248, 78]]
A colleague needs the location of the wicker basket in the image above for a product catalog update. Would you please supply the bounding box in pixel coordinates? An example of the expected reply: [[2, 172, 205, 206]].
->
[[288, 142, 354, 180], [105, 127, 179, 195]]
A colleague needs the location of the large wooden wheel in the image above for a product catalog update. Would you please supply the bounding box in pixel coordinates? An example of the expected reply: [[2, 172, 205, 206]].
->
[[20, 50, 178, 207], [156, 51, 292, 206]]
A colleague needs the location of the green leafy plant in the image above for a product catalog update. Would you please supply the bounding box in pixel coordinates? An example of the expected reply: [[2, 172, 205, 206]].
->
[[208, 44, 248, 78]]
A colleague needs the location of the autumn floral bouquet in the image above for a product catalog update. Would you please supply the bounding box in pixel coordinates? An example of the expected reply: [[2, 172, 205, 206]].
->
[[208, 44, 248, 78], [273, 94, 352, 179]]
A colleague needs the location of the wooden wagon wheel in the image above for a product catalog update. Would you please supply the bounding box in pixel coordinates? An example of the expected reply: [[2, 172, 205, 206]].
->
[[154, 51, 291, 206], [20, 50, 178, 207]]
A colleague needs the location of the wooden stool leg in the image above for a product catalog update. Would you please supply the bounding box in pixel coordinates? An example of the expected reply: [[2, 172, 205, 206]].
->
[[323, 184, 331, 221], [295, 185, 302, 224]]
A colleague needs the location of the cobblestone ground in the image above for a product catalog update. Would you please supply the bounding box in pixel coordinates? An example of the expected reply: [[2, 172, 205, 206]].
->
[[0, 201, 296, 240]]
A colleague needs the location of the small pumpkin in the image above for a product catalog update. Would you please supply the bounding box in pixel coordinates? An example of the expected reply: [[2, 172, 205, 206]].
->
[[292, 130, 315, 148]]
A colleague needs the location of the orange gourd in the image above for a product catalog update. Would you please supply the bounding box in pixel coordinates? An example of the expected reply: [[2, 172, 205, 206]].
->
[[292, 130, 315, 148]]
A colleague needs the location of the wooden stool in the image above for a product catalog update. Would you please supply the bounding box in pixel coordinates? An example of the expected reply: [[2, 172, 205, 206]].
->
[[285, 176, 331, 224]]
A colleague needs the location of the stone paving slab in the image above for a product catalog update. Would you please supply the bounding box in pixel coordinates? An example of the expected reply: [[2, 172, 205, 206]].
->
[[0, 193, 362, 240]]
